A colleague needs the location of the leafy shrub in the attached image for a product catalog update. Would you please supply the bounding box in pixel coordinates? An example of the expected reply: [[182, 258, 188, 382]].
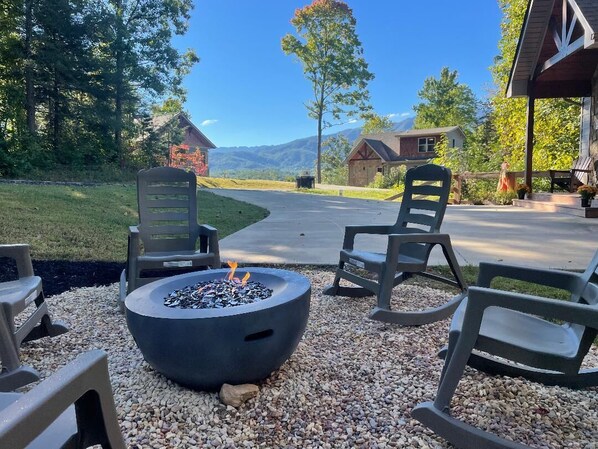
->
[[461, 179, 495, 204], [367, 166, 406, 189], [493, 190, 517, 205]]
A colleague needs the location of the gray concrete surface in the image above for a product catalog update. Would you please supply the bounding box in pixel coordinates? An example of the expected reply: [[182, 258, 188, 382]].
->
[[211, 189, 598, 269]]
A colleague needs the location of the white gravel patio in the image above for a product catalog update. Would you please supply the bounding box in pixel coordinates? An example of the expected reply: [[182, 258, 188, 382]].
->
[[20, 268, 598, 449]]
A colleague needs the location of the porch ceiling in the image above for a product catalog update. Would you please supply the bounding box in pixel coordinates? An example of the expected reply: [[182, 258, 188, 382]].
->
[[508, 0, 598, 99]]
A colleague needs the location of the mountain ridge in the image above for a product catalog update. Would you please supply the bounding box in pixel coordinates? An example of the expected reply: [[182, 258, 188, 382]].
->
[[210, 117, 414, 175]]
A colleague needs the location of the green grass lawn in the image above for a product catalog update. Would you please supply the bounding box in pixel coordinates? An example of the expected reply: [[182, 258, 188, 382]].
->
[[198, 176, 397, 201], [0, 184, 268, 262]]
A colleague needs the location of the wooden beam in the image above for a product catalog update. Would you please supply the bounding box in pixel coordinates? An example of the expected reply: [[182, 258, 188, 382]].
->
[[536, 35, 584, 76], [525, 92, 535, 190]]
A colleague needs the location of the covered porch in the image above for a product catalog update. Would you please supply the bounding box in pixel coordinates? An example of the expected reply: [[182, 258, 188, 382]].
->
[[507, 0, 598, 215]]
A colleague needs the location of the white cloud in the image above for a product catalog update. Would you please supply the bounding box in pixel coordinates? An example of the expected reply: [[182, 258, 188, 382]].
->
[[200, 119, 218, 127], [387, 113, 399, 118], [347, 119, 358, 124], [400, 112, 411, 117]]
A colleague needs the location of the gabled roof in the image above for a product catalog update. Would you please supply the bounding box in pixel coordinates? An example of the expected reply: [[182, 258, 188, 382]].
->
[[507, 0, 598, 98], [344, 133, 399, 164], [152, 113, 216, 149], [344, 126, 462, 164], [398, 126, 464, 138]]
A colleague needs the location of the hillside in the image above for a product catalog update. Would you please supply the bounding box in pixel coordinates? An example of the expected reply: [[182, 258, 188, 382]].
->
[[210, 117, 414, 176]]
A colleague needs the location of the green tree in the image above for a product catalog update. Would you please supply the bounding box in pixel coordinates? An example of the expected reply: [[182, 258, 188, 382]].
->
[[491, 0, 579, 172], [413, 67, 478, 131], [361, 113, 393, 134], [321, 134, 351, 185], [106, 0, 198, 167], [282, 0, 373, 183]]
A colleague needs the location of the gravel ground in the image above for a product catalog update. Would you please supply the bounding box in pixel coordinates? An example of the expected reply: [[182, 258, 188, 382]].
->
[[19, 268, 598, 449]]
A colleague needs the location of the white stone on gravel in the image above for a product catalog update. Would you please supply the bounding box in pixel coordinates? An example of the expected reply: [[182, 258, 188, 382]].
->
[[16, 269, 598, 448]]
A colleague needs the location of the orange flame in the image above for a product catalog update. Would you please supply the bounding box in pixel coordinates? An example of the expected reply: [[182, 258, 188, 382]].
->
[[227, 260, 237, 281], [241, 272, 250, 286]]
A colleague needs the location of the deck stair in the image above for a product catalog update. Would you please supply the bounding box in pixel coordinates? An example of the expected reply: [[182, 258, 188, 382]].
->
[[513, 192, 598, 218]]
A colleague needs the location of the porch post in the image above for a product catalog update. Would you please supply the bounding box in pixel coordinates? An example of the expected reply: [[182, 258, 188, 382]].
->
[[524, 90, 535, 190]]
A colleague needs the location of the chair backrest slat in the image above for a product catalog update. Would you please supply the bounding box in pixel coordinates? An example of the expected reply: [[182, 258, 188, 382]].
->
[[402, 212, 436, 228], [408, 199, 443, 211], [410, 184, 444, 197], [137, 167, 199, 253], [144, 185, 192, 196], [143, 199, 191, 209]]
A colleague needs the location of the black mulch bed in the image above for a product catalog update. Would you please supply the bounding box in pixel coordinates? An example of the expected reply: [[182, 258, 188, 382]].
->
[[0, 259, 123, 297]]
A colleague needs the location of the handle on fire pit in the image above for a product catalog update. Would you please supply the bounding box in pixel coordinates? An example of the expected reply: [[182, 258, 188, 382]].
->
[[244, 329, 274, 342]]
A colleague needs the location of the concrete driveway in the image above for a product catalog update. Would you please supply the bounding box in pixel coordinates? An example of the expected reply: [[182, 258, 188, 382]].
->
[[211, 189, 598, 269]]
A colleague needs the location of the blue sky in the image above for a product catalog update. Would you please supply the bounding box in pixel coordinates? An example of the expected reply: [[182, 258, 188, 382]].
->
[[174, 1, 503, 148]]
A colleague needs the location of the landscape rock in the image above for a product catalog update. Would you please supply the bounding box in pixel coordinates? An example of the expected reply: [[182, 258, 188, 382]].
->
[[219, 383, 259, 407]]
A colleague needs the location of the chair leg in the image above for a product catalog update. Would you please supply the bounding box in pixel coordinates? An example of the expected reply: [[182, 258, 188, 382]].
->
[[322, 261, 344, 296], [322, 260, 375, 298], [22, 315, 68, 343], [21, 294, 68, 344]]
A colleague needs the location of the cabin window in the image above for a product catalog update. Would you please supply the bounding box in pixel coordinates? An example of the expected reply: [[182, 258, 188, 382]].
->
[[452, 139, 456, 147], [418, 137, 436, 152], [377, 167, 383, 173]]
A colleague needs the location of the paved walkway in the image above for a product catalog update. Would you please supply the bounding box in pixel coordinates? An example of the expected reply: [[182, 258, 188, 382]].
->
[[211, 189, 598, 269]]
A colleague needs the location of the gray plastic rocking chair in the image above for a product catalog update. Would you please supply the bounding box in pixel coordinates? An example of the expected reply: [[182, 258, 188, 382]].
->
[[412, 250, 598, 449], [323, 164, 467, 325], [0, 244, 68, 391], [0, 350, 126, 449], [119, 167, 221, 311]]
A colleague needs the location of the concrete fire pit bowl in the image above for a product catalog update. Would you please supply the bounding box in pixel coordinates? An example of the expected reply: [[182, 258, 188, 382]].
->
[[125, 267, 311, 390]]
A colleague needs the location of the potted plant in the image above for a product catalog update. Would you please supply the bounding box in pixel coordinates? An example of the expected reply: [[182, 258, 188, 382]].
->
[[577, 185, 597, 207], [516, 183, 530, 200]]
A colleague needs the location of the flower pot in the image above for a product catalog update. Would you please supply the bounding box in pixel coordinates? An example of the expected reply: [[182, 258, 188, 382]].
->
[[581, 197, 591, 207], [517, 191, 526, 200]]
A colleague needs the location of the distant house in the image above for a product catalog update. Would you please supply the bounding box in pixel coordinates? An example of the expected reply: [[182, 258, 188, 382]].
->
[[152, 113, 216, 176], [345, 126, 465, 187]]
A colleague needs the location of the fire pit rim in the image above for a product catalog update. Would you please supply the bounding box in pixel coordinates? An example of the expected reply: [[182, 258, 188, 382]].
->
[[125, 267, 310, 319]]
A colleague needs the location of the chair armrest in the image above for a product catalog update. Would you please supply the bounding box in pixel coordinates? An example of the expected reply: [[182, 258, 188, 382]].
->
[[0, 350, 125, 449], [199, 224, 218, 235], [549, 169, 571, 177], [385, 232, 454, 262], [571, 168, 593, 174], [387, 232, 452, 245], [476, 262, 582, 292], [342, 225, 394, 250], [0, 244, 34, 278], [126, 226, 141, 270], [199, 224, 219, 254], [465, 286, 598, 330]]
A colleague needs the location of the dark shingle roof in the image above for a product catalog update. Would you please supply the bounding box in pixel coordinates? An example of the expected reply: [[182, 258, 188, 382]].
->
[[575, 0, 598, 34]]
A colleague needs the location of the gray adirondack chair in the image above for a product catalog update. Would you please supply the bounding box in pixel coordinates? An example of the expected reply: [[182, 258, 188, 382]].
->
[[413, 250, 598, 449], [549, 156, 594, 192], [119, 167, 221, 310], [323, 164, 467, 325], [0, 244, 68, 390], [0, 350, 126, 449]]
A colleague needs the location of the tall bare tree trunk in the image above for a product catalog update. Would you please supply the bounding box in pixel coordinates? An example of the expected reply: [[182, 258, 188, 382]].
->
[[114, 0, 125, 167], [316, 111, 322, 184], [24, 0, 35, 133]]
